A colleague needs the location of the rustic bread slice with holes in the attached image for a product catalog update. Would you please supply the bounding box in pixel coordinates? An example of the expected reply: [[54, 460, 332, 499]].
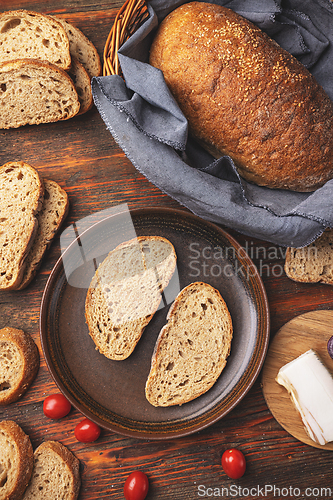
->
[[0, 420, 34, 500], [53, 16, 102, 78], [284, 229, 333, 284], [22, 441, 80, 500], [0, 327, 39, 405], [0, 59, 80, 129], [17, 179, 69, 290], [145, 282, 233, 407], [67, 57, 93, 115], [0, 10, 71, 70], [85, 236, 177, 360], [0, 161, 44, 290]]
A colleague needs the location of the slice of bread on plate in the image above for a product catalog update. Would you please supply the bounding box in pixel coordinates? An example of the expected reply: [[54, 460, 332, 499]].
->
[[17, 179, 69, 290], [285, 229, 333, 284], [0, 161, 44, 290], [0, 59, 80, 129], [0, 420, 34, 500], [0, 327, 39, 405], [145, 282, 233, 407], [22, 441, 80, 500], [53, 16, 102, 78], [85, 236, 177, 360], [0, 10, 71, 70]]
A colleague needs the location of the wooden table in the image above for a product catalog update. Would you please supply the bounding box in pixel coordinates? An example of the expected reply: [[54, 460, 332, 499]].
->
[[1, 1, 333, 498]]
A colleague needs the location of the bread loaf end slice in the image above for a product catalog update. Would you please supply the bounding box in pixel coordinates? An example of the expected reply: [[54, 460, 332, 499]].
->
[[0, 327, 39, 405], [145, 282, 233, 407], [85, 236, 177, 360], [0, 161, 44, 290], [22, 441, 80, 500], [0, 420, 34, 500], [285, 229, 333, 284], [0, 59, 80, 129]]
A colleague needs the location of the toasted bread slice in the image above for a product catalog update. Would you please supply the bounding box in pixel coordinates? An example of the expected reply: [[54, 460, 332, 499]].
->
[[0, 59, 80, 129], [17, 179, 69, 290], [0, 420, 34, 500], [145, 282, 233, 407], [85, 236, 177, 360], [0, 327, 39, 405], [285, 229, 333, 284], [0, 161, 44, 290], [54, 16, 102, 77], [0, 10, 71, 70], [22, 441, 80, 500]]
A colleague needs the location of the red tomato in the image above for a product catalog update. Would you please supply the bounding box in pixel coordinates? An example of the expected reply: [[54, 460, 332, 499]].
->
[[74, 418, 101, 443], [43, 393, 71, 419], [123, 471, 149, 500], [221, 448, 246, 479]]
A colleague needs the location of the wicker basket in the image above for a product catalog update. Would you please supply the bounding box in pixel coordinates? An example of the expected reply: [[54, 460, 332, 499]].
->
[[103, 0, 149, 77]]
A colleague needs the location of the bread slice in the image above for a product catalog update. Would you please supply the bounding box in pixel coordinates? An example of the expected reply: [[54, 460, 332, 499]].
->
[[0, 58, 80, 129], [0, 161, 44, 290], [145, 282, 233, 407], [0, 10, 71, 70], [85, 236, 177, 360], [0, 327, 39, 405], [67, 57, 93, 115], [16, 179, 69, 290], [22, 441, 80, 500], [54, 16, 102, 77], [0, 420, 34, 500], [285, 229, 333, 284]]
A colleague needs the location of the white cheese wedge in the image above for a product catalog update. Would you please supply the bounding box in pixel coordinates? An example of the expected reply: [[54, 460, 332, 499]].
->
[[276, 349, 333, 445]]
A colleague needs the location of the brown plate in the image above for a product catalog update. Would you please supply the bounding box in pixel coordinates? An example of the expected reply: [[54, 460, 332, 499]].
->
[[40, 207, 270, 439]]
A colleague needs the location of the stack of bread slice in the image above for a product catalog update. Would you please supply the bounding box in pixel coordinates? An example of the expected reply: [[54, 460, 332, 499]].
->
[[0, 420, 80, 500], [0, 161, 69, 290], [0, 9, 101, 128]]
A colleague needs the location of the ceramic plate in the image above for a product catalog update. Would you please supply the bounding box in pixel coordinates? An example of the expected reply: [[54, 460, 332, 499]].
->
[[40, 207, 269, 439]]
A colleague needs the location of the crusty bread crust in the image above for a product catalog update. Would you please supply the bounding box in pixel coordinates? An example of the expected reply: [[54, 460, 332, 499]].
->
[[285, 229, 333, 284], [22, 441, 80, 500], [0, 10, 71, 70], [0, 161, 44, 290], [145, 282, 233, 407], [150, 2, 333, 192], [85, 236, 177, 360], [17, 179, 69, 290], [0, 327, 39, 405], [0, 420, 34, 500]]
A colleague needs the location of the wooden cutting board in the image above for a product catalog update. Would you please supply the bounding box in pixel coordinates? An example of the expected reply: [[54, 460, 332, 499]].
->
[[261, 310, 333, 450]]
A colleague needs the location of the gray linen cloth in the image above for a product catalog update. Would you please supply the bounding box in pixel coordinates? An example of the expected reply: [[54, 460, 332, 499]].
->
[[92, 0, 333, 247]]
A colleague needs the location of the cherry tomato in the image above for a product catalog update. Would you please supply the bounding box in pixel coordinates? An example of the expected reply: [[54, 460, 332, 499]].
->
[[74, 418, 101, 443], [43, 393, 71, 419], [123, 470, 149, 500], [221, 448, 246, 479]]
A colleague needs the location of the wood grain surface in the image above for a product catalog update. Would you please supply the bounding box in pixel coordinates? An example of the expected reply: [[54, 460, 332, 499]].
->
[[262, 310, 333, 451], [1, 1, 333, 499]]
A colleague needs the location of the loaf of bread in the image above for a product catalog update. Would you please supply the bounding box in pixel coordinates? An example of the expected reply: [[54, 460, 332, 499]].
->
[[85, 236, 177, 360], [22, 441, 80, 500], [149, 2, 333, 192], [0, 10, 71, 70], [0, 420, 34, 500], [145, 282, 233, 407], [17, 179, 69, 290], [285, 229, 333, 284], [0, 327, 39, 405], [0, 58, 80, 129], [0, 162, 44, 290]]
